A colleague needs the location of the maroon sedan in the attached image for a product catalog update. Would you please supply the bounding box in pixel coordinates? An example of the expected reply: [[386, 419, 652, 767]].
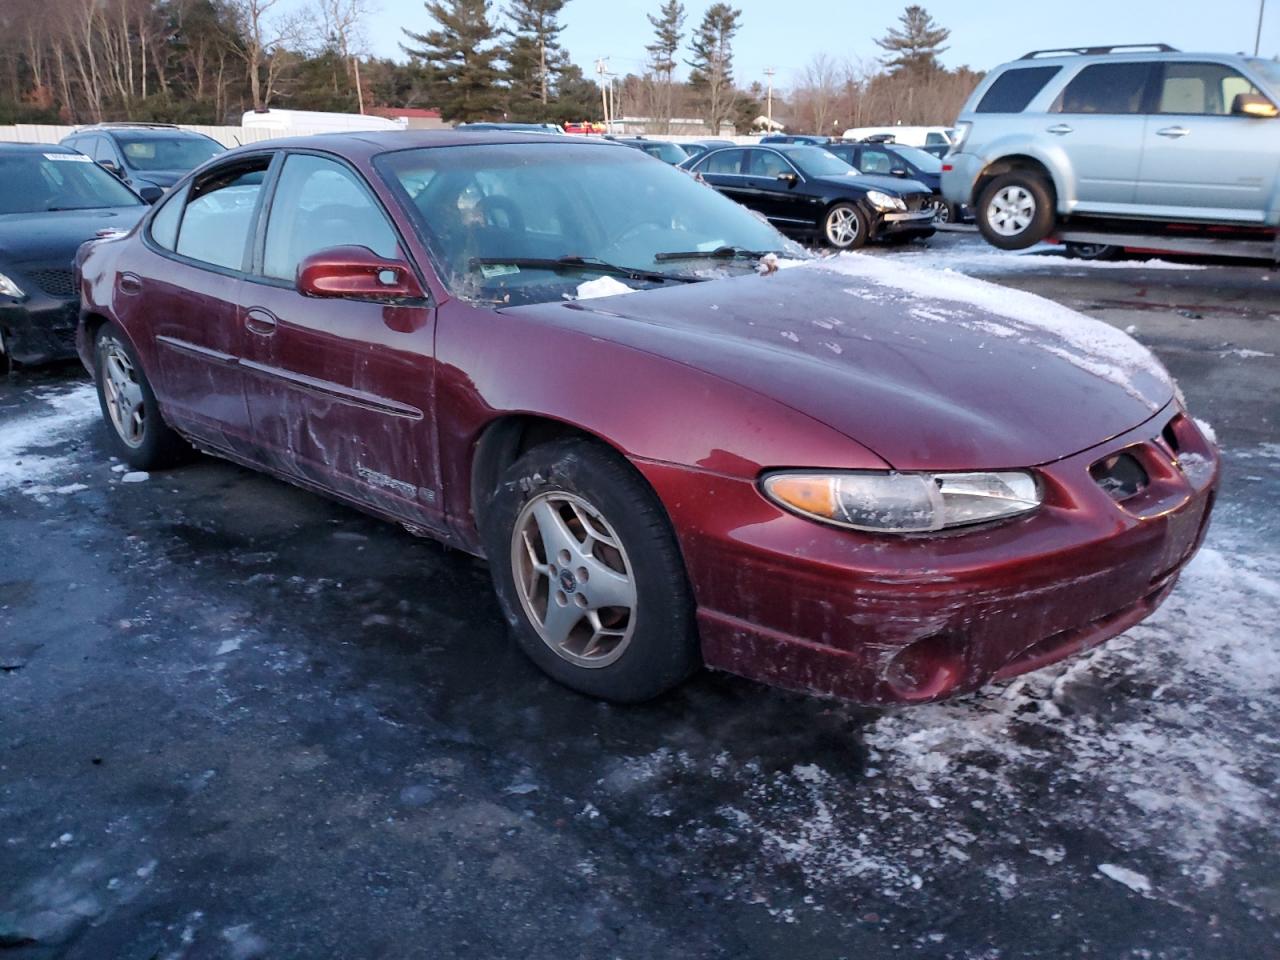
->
[[75, 131, 1218, 704]]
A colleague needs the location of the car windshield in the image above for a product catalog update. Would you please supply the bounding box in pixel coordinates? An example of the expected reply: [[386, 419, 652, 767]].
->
[[641, 142, 689, 164], [0, 152, 142, 213], [891, 145, 942, 173], [375, 142, 805, 306], [117, 136, 224, 171], [1246, 58, 1280, 93], [786, 146, 858, 178]]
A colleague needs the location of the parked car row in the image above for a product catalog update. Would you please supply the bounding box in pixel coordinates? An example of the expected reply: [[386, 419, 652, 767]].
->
[[56, 128, 1216, 709]]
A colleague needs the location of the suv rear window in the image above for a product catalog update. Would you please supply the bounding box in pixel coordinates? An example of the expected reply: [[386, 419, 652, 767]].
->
[[1055, 62, 1156, 114], [976, 66, 1061, 113]]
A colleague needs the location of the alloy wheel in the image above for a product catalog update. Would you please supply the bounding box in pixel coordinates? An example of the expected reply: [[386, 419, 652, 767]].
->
[[100, 337, 146, 448], [826, 207, 860, 247], [986, 186, 1036, 237], [510, 491, 637, 669]]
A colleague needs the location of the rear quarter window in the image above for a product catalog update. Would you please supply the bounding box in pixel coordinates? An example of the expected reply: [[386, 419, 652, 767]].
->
[[976, 66, 1062, 113]]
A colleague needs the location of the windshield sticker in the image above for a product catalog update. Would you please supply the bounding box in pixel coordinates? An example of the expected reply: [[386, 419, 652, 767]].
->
[[44, 152, 93, 163], [479, 263, 520, 279]]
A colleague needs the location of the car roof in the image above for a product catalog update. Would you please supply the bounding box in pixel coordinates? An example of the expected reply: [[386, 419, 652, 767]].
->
[[85, 126, 216, 140], [1002, 49, 1257, 68], [211, 130, 625, 163]]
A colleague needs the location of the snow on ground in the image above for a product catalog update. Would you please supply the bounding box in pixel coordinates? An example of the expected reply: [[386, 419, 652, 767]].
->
[[810, 252, 1171, 405], [0, 384, 99, 495], [881, 242, 1207, 274], [596, 506, 1278, 913]]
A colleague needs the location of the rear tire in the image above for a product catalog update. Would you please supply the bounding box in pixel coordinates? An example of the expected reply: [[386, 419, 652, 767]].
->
[[93, 322, 188, 470], [1065, 241, 1120, 261], [482, 437, 700, 703], [976, 171, 1055, 250], [935, 201, 960, 224], [822, 202, 868, 250]]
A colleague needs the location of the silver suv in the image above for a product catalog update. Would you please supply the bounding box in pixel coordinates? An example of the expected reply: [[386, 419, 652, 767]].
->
[[942, 45, 1280, 249]]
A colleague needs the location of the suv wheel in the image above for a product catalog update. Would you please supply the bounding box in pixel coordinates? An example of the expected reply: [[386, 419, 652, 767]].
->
[[482, 438, 700, 702], [977, 172, 1055, 250]]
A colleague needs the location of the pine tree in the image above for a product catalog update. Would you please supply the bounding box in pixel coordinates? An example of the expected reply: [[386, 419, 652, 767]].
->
[[402, 0, 505, 122], [875, 5, 950, 77], [685, 2, 739, 133], [645, 0, 684, 132], [504, 0, 567, 119]]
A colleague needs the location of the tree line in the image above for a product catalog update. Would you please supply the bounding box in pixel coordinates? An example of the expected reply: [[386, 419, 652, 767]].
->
[[0, 0, 980, 133]]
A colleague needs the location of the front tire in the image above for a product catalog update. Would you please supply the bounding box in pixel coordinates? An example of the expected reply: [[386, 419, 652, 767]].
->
[[94, 323, 187, 470], [976, 171, 1055, 250], [822, 202, 868, 250], [482, 438, 700, 702]]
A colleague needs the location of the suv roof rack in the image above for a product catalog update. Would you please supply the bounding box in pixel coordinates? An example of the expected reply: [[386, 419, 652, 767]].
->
[[1019, 43, 1178, 59], [81, 121, 181, 129]]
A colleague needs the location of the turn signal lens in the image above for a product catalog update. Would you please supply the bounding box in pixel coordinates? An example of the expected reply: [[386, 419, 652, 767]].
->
[[762, 470, 1041, 533]]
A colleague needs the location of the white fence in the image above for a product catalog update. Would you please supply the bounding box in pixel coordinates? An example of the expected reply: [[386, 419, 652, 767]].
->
[[1, 123, 767, 149], [0, 124, 352, 148]]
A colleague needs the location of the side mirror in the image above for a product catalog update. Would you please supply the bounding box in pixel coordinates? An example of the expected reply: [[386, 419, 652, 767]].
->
[[1232, 93, 1278, 118], [890, 167, 909, 178], [297, 245, 425, 301], [99, 160, 122, 177], [138, 185, 164, 204], [776, 171, 798, 185]]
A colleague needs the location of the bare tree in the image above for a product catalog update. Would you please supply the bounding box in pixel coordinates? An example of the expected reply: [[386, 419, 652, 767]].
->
[[225, 0, 303, 110]]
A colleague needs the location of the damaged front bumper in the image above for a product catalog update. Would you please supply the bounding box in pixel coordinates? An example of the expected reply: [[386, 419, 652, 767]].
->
[[1, 292, 80, 367], [636, 405, 1219, 705]]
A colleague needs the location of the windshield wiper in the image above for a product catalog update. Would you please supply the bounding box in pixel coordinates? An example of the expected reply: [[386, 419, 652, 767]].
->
[[654, 245, 787, 262], [46, 205, 113, 212], [469, 255, 702, 284]]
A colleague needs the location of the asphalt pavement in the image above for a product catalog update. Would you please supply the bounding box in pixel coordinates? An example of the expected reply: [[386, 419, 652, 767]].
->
[[2, 233, 1277, 959]]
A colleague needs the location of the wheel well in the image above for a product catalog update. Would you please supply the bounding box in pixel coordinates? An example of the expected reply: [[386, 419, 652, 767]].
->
[[469, 415, 614, 534], [972, 155, 1057, 207], [81, 312, 111, 365]]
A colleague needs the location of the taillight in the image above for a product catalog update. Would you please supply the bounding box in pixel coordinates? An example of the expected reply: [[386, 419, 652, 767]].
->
[[942, 164, 953, 172]]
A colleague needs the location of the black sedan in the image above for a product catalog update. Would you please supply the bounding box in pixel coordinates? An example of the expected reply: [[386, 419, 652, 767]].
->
[[823, 140, 967, 223], [0, 144, 148, 371], [685, 143, 936, 249]]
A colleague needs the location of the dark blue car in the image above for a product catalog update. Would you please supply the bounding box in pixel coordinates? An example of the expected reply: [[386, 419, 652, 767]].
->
[[824, 141, 967, 223]]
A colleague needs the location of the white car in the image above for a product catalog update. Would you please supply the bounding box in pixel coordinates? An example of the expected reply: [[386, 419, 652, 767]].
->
[[841, 126, 955, 150]]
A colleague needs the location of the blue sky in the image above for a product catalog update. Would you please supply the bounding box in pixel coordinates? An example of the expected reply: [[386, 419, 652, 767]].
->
[[368, 0, 1277, 88]]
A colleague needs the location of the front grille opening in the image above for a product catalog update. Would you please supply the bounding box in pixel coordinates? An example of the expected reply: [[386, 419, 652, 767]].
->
[[27, 268, 76, 299], [1091, 452, 1149, 501]]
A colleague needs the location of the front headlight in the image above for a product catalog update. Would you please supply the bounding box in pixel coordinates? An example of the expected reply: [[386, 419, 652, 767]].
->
[[865, 190, 907, 212], [762, 471, 1041, 533], [0, 271, 25, 299]]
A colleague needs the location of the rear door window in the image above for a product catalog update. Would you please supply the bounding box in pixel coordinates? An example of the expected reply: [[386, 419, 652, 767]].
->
[[976, 66, 1062, 113], [1157, 61, 1267, 115], [698, 149, 745, 175], [1054, 62, 1156, 114], [174, 157, 271, 271]]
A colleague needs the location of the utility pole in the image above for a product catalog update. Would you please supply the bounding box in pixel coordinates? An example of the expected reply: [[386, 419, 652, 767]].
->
[[764, 67, 775, 128], [1256, 0, 1267, 55], [595, 57, 610, 131], [353, 56, 365, 114]]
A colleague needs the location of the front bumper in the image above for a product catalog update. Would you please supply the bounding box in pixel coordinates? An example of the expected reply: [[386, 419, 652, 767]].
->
[[874, 208, 937, 239], [636, 405, 1218, 705], [0, 294, 80, 366]]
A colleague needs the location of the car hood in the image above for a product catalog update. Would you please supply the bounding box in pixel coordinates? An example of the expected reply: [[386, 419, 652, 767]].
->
[[507, 255, 1174, 470], [817, 173, 932, 197], [0, 207, 146, 266]]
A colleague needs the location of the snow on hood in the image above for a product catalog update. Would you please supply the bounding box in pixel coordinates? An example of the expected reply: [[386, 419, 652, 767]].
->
[[572, 275, 638, 300], [808, 252, 1172, 406]]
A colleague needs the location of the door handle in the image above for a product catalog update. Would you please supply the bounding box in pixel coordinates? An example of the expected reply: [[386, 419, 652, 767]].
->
[[118, 273, 143, 295], [244, 307, 278, 336], [1156, 126, 1190, 138], [1046, 124, 1073, 135]]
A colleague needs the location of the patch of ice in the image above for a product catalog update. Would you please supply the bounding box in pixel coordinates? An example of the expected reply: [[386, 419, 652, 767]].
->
[[120, 471, 149, 483], [1219, 348, 1274, 359], [215, 637, 243, 656], [573, 276, 636, 300], [809, 253, 1171, 405], [0, 384, 99, 492], [1098, 863, 1152, 895], [879, 246, 1206, 273]]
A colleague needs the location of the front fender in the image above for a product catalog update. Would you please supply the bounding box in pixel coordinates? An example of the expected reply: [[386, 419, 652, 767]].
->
[[434, 297, 888, 534]]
